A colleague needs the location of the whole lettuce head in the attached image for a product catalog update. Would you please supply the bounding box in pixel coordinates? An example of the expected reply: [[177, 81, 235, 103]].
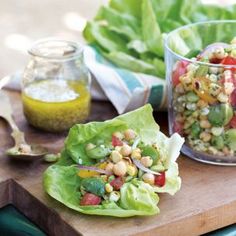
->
[[43, 104, 184, 217]]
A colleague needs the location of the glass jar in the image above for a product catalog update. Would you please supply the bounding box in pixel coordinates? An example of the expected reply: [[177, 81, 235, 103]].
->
[[22, 39, 91, 132], [165, 20, 236, 165]]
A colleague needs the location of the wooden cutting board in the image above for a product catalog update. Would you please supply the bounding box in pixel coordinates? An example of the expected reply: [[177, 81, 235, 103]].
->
[[0, 90, 236, 236]]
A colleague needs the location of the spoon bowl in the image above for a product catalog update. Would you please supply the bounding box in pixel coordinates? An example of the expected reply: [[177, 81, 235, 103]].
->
[[6, 145, 48, 161], [0, 91, 48, 160]]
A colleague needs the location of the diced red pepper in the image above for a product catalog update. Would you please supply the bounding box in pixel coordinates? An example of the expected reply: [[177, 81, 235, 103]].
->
[[172, 60, 189, 87], [154, 172, 166, 187], [112, 135, 123, 147], [229, 115, 236, 128], [80, 193, 101, 206], [221, 56, 236, 65], [173, 121, 183, 135], [221, 56, 236, 72], [230, 89, 236, 107], [110, 177, 124, 190]]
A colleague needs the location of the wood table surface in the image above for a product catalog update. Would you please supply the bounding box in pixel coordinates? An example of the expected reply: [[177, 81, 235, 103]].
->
[[0, 90, 236, 236]]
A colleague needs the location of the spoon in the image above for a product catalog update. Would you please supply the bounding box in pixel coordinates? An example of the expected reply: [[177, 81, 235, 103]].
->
[[0, 91, 48, 160]]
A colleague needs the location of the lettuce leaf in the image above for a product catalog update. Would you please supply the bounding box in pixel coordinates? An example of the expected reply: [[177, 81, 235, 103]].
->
[[83, 0, 236, 79], [44, 104, 184, 217], [153, 162, 181, 195], [141, 0, 164, 57], [44, 165, 159, 217]]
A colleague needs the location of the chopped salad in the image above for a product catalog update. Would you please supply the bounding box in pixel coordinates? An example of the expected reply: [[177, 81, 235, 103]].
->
[[172, 37, 236, 156], [43, 105, 184, 217], [78, 129, 168, 206]]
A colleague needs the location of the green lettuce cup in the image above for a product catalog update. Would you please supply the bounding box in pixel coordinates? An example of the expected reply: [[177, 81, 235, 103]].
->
[[43, 104, 184, 217]]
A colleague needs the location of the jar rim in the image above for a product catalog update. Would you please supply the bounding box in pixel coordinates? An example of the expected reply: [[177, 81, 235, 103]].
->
[[28, 38, 83, 61], [165, 20, 236, 68]]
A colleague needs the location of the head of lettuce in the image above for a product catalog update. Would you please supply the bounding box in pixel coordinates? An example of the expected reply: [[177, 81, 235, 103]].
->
[[43, 104, 184, 217]]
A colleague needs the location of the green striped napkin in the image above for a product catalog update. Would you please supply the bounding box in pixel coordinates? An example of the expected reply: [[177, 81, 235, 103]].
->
[[84, 46, 167, 114]]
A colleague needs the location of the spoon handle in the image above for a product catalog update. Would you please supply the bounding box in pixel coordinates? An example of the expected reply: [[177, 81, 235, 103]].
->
[[0, 91, 26, 145], [7, 116, 27, 146]]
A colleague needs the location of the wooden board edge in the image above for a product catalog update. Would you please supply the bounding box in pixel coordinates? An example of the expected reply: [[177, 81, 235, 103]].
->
[[0, 179, 12, 208], [9, 180, 81, 236], [131, 201, 236, 236]]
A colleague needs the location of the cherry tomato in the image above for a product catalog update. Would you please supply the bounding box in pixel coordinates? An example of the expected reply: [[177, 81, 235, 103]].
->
[[229, 115, 236, 128], [230, 89, 236, 107], [154, 172, 166, 187], [112, 135, 123, 147], [172, 60, 189, 86], [173, 121, 183, 135], [80, 193, 101, 206], [110, 177, 124, 190]]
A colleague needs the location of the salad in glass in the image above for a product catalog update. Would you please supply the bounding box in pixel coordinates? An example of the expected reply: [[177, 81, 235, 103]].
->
[[165, 20, 236, 164]]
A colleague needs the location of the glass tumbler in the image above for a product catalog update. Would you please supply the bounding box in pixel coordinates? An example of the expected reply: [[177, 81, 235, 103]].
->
[[165, 20, 236, 165], [22, 39, 91, 132]]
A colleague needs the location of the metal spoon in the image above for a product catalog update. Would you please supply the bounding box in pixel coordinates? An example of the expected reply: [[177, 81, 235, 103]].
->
[[0, 91, 48, 160]]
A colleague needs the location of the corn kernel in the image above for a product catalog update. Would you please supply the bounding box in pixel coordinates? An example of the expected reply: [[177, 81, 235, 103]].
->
[[105, 183, 113, 193]]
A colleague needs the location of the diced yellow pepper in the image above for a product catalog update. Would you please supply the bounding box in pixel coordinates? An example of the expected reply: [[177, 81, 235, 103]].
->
[[77, 162, 108, 178], [97, 162, 107, 169], [77, 170, 98, 178]]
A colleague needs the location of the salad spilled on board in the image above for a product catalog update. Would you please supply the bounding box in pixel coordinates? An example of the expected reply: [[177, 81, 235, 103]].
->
[[44, 105, 184, 217], [172, 37, 236, 157]]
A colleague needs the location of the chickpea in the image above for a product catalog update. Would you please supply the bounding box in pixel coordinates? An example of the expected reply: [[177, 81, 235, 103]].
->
[[213, 47, 226, 60], [120, 144, 132, 156], [110, 150, 122, 163], [105, 183, 113, 193], [127, 165, 137, 176], [131, 148, 141, 159], [124, 129, 136, 141], [199, 114, 208, 120], [86, 143, 96, 151], [112, 131, 124, 140], [105, 162, 114, 172], [200, 132, 212, 142], [140, 156, 153, 167], [142, 173, 155, 185], [123, 156, 132, 165], [199, 120, 211, 129], [113, 161, 127, 176]]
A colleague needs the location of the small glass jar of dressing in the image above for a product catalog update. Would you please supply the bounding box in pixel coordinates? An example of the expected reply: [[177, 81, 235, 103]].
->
[[22, 39, 91, 132]]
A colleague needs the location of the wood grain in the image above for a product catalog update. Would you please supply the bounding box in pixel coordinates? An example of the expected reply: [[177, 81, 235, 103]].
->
[[0, 90, 236, 236]]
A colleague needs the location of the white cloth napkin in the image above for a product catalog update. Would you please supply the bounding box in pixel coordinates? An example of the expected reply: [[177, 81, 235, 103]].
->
[[3, 46, 167, 114]]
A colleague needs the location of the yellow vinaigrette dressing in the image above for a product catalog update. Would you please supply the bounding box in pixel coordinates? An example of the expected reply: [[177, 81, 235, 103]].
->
[[22, 79, 91, 132]]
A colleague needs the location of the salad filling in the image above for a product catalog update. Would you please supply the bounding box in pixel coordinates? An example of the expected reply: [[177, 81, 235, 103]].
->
[[78, 129, 168, 206], [172, 37, 236, 156], [44, 105, 184, 217]]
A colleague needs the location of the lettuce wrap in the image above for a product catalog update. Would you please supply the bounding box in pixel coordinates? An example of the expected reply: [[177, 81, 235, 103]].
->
[[43, 104, 184, 217]]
